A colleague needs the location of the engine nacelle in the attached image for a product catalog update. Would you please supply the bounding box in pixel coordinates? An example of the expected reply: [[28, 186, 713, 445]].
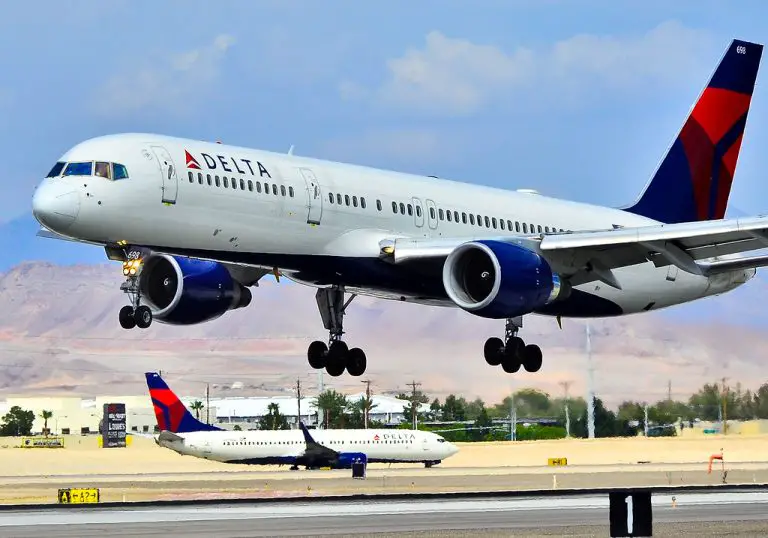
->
[[138, 254, 252, 325], [442, 240, 569, 319], [335, 452, 368, 469]]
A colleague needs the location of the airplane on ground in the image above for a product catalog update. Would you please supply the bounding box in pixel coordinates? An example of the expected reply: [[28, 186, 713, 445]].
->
[[32, 39, 765, 377], [145, 372, 459, 469]]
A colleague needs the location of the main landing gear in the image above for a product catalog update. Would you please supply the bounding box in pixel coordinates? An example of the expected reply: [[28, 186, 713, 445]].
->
[[118, 270, 153, 330], [307, 286, 367, 377], [483, 316, 543, 373]]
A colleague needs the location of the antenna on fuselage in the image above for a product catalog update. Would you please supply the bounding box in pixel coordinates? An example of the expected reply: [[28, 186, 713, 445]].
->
[[288, 145, 294, 155]]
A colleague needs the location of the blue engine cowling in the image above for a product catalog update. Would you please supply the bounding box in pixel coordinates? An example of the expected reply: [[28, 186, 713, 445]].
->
[[138, 254, 252, 325], [335, 452, 368, 469], [442, 240, 569, 319]]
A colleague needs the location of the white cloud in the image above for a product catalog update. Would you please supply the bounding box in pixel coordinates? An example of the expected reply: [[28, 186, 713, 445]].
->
[[320, 128, 460, 166], [94, 34, 235, 117], [349, 21, 713, 116]]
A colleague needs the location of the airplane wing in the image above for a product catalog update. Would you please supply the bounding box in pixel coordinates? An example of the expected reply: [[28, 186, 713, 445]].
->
[[380, 215, 768, 289]]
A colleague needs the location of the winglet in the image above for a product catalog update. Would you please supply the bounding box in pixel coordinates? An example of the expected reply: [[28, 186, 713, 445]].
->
[[145, 372, 222, 433], [626, 39, 763, 223]]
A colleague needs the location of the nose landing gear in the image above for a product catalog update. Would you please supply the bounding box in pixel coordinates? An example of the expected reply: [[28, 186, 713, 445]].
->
[[118, 263, 153, 330]]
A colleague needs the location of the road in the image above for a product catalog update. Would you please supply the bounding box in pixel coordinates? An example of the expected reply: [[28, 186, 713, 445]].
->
[[1, 491, 767, 537]]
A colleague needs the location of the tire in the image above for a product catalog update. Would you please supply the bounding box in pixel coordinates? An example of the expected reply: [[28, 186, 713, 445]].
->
[[501, 353, 521, 373], [346, 348, 367, 376], [134, 305, 153, 329], [522, 344, 543, 373], [307, 341, 328, 369], [483, 337, 504, 366], [326, 341, 348, 376], [119, 306, 136, 330]]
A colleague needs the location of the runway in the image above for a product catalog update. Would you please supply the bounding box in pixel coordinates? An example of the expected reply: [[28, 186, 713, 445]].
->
[[1, 491, 767, 537]]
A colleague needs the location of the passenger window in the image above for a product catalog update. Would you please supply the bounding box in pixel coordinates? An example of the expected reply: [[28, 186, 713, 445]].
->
[[446, 211, 452, 222], [361, 197, 366, 209], [545, 226, 550, 233], [376, 199, 382, 211], [485, 216, 491, 228], [537, 225, 542, 233], [94, 162, 111, 179], [478, 215, 483, 227], [439, 209, 444, 220], [215, 176, 221, 187], [469, 214, 475, 225], [492, 217, 497, 229], [63, 162, 93, 176], [272, 184, 278, 195], [223, 177, 229, 188], [329, 193, 334, 204], [459, 212, 464, 223], [392, 201, 397, 213], [256, 181, 261, 193], [416, 206, 422, 217], [248, 180, 253, 192], [429, 207, 435, 219], [281, 185, 286, 196], [188, 171, 194, 183], [507, 220, 513, 231], [523, 223, 528, 233], [337, 194, 342, 205], [198, 174, 203, 185], [241, 179, 247, 190], [345, 195, 350, 206], [113, 163, 129, 180], [500, 219, 505, 231], [400, 203, 405, 214], [515, 222, 520, 233], [289, 186, 294, 197], [352, 196, 358, 207], [407, 204, 413, 216], [46, 162, 65, 178], [207, 174, 212, 186]]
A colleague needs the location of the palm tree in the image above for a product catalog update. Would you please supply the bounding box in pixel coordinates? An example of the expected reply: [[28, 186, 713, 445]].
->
[[40, 410, 53, 436], [189, 400, 204, 420]]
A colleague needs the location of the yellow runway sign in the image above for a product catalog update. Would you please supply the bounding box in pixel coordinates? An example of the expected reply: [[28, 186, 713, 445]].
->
[[547, 457, 568, 466], [58, 488, 100, 504]]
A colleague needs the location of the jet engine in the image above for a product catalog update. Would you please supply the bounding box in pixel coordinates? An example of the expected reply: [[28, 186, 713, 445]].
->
[[137, 254, 252, 325], [442, 240, 569, 319]]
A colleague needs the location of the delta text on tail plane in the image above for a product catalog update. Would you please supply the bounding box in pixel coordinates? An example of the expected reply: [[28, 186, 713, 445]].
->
[[32, 39, 765, 377]]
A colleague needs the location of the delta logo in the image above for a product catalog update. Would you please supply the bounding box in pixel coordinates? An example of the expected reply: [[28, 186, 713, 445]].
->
[[373, 434, 380, 441], [184, 149, 272, 179]]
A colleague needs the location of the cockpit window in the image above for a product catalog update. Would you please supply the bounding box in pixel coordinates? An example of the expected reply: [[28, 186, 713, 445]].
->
[[437, 438, 446, 443], [46, 162, 65, 178], [113, 163, 129, 180], [63, 162, 93, 176], [94, 162, 111, 179]]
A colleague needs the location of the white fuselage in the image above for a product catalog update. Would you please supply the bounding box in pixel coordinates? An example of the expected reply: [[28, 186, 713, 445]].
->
[[31, 133, 753, 318], [160, 428, 458, 465]]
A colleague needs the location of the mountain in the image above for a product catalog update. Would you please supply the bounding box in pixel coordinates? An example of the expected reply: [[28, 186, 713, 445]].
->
[[0, 261, 767, 408]]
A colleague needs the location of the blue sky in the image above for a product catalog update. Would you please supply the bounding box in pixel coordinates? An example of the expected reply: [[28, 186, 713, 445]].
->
[[2, 1, 768, 273]]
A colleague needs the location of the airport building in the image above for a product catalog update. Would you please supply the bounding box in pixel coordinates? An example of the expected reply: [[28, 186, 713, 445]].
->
[[0, 392, 424, 435]]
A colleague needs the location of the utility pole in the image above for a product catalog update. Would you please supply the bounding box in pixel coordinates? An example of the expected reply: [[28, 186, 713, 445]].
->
[[317, 370, 324, 429], [643, 402, 649, 437], [586, 323, 595, 439], [509, 399, 517, 441], [295, 378, 302, 429], [205, 383, 210, 425], [559, 381, 572, 438], [408, 380, 421, 430], [722, 377, 729, 435], [361, 379, 372, 429], [667, 380, 672, 402]]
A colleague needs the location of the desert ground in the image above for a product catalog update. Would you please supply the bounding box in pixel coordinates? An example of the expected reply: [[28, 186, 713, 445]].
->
[[0, 433, 766, 504]]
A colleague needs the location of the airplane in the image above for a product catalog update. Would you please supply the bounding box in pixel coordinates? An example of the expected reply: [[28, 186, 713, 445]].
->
[[31, 39, 765, 377], [145, 372, 459, 469]]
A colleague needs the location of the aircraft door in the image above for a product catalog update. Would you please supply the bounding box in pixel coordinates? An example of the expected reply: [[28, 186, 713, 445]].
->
[[150, 145, 178, 205], [299, 168, 323, 225], [422, 437, 429, 451], [425, 199, 438, 230], [412, 197, 424, 228]]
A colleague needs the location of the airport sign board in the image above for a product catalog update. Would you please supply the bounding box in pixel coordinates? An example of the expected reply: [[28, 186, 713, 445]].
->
[[102, 403, 127, 448], [58, 488, 100, 504]]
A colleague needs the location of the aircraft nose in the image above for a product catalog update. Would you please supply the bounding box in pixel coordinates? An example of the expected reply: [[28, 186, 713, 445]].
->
[[32, 181, 81, 232]]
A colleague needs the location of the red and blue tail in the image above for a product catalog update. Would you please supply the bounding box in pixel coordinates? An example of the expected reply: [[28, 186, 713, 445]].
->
[[145, 372, 221, 433], [626, 39, 763, 223]]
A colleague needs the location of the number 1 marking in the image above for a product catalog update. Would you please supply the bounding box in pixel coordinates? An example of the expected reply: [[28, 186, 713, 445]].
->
[[625, 495, 634, 534]]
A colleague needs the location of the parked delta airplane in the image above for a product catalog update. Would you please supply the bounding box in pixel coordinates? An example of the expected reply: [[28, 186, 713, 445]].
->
[[145, 372, 459, 469], [32, 39, 765, 377]]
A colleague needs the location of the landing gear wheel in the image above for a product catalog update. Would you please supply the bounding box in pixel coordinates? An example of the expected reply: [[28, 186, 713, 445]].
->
[[346, 348, 367, 377], [505, 336, 524, 357], [119, 306, 136, 330], [501, 352, 521, 373], [521, 344, 543, 373], [307, 341, 328, 369], [326, 340, 348, 377], [134, 305, 153, 329], [483, 337, 504, 366]]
